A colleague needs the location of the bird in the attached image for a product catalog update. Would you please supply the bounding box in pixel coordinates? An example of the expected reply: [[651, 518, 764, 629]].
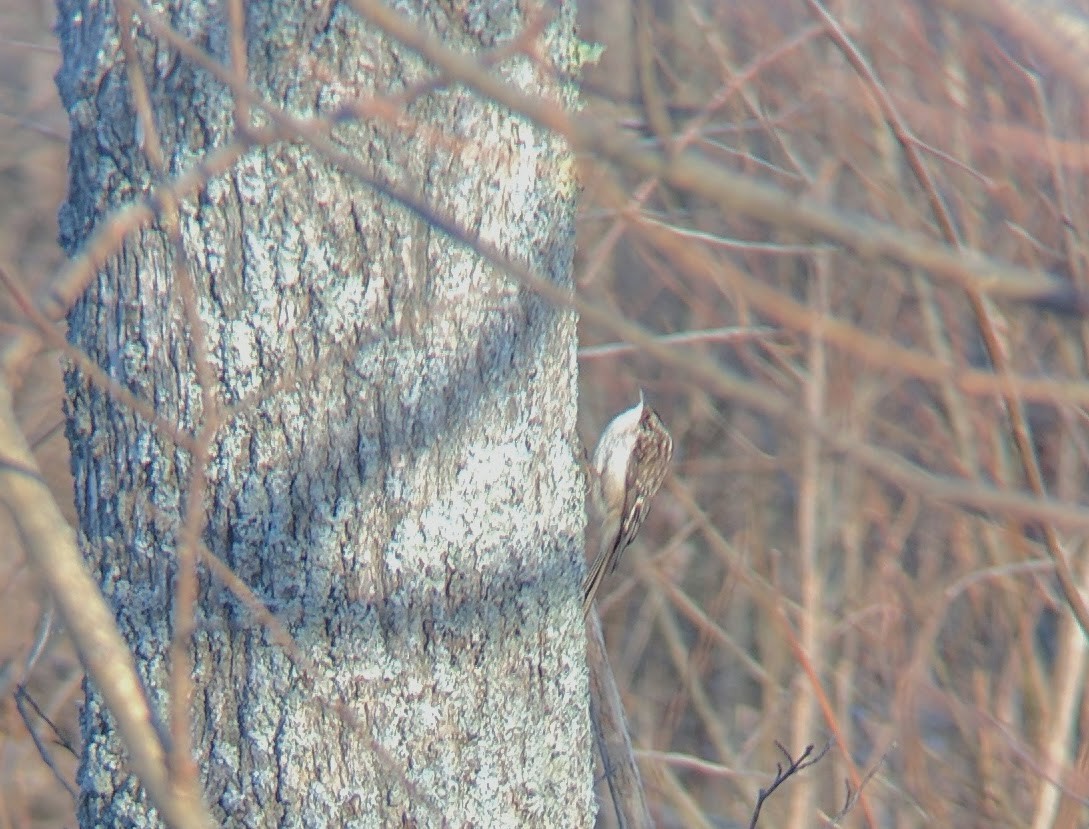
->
[[581, 391, 673, 616]]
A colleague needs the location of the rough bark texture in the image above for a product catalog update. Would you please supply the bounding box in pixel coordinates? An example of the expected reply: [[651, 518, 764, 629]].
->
[[55, 0, 590, 825]]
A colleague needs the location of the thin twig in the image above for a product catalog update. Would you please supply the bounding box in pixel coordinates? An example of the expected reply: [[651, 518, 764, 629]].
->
[[14, 686, 78, 800], [579, 327, 784, 360], [748, 740, 835, 829]]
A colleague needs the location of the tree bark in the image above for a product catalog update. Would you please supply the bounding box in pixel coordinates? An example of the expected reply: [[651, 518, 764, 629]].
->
[[54, 0, 590, 825]]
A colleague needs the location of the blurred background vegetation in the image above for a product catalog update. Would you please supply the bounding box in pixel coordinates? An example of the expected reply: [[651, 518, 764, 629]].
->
[[6, 0, 1089, 826]]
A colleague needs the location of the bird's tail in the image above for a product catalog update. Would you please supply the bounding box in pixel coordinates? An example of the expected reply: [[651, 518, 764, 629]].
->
[[581, 515, 622, 616]]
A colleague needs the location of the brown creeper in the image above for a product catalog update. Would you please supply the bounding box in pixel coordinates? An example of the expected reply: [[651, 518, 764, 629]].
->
[[582, 392, 673, 616]]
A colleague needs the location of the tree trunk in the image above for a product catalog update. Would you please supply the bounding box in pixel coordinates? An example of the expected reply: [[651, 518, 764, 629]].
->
[[54, 0, 590, 824]]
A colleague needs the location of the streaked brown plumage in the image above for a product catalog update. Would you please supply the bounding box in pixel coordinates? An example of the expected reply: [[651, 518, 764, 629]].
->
[[581, 393, 673, 616]]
